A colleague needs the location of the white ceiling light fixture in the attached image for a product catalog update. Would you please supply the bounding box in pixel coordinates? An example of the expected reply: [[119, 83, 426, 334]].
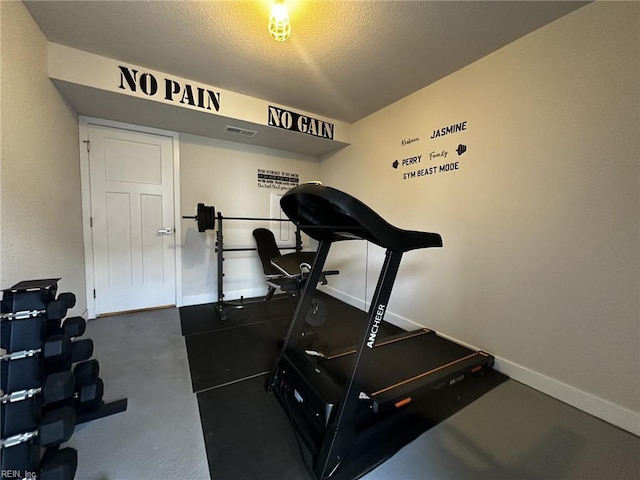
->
[[268, 0, 291, 42]]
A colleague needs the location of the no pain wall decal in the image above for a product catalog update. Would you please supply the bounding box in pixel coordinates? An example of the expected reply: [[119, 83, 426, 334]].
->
[[118, 66, 221, 112], [391, 120, 470, 182]]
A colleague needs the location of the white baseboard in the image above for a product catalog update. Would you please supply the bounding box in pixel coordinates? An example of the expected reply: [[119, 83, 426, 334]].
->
[[494, 358, 640, 437], [181, 293, 216, 307], [320, 285, 640, 437]]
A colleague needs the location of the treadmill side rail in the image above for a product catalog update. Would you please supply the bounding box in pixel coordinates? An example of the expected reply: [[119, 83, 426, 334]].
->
[[371, 350, 495, 407]]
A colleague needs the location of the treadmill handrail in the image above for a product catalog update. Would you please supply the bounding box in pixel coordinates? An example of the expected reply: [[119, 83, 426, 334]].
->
[[280, 184, 443, 253]]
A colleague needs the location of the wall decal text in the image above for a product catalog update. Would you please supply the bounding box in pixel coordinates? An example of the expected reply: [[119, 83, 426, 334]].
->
[[268, 106, 334, 140], [118, 66, 221, 112], [257, 169, 299, 190], [430, 121, 467, 139]]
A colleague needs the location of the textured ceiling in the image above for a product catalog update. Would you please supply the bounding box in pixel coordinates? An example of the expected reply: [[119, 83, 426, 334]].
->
[[24, 1, 589, 124]]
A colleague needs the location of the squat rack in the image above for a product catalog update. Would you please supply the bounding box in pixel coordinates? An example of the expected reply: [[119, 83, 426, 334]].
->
[[183, 204, 302, 320]]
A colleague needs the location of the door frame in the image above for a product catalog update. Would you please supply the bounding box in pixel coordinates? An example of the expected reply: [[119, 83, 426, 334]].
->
[[79, 116, 182, 319]]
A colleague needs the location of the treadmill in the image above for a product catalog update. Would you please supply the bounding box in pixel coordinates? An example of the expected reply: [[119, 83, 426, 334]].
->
[[267, 183, 495, 480]]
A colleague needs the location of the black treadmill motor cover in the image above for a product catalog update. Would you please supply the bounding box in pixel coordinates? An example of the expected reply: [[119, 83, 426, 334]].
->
[[280, 183, 443, 253]]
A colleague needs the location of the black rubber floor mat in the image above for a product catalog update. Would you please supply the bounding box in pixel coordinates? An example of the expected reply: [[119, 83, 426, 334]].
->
[[185, 319, 284, 393], [198, 374, 314, 480], [188, 293, 508, 479], [179, 296, 292, 337], [183, 292, 403, 393], [197, 368, 508, 480]]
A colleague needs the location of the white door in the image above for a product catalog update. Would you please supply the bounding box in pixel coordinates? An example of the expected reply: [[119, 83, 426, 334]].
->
[[88, 124, 176, 315]]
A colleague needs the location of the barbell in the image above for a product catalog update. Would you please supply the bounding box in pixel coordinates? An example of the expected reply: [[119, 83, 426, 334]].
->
[[183, 203, 294, 232]]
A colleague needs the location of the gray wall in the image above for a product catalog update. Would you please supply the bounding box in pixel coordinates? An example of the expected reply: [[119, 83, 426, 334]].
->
[[320, 1, 639, 428], [0, 1, 86, 315]]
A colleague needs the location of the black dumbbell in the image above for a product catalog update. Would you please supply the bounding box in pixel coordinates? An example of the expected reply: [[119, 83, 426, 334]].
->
[[44, 300, 68, 323], [0, 440, 40, 476], [0, 334, 73, 363], [1, 334, 71, 385], [70, 338, 93, 363], [61, 316, 86, 338], [39, 406, 76, 446], [74, 359, 99, 386], [39, 447, 78, 480], [44, 301, 71, 338], [1, 310, 45, 353], [74, 377, 104, 411], [0, 336, 70, 363], [43, 335, 73, 362], [56, 292, 76, 310], [45, 360, 102, 413], [1, 370, 76, 438], [51, 380, 104, 413], [46, 315, 86, 348], [1, 371, 75, 406], [0, 406, 76, 450], [2, 300, 67, 352], [54, 376, 104, 413], [45, 338, 94, 375], [46, 293, 78, 339]]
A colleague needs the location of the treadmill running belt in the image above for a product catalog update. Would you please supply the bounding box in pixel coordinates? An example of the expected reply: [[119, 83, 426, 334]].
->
[[320, 332, 485, 404]]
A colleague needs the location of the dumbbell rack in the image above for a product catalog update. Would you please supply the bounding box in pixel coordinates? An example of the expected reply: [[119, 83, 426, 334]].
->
[[1, 279, 128, 480]]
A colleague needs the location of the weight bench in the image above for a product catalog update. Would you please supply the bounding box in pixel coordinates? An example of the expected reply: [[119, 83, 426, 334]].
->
[[252, 228, 338, 327], [252, 228, 305, 303], [253, 228, 338, 303]]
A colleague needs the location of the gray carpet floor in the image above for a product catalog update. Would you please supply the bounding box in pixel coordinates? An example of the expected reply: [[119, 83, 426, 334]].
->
[[65, 307, 209, 480], [65, 307, 639, 480], [364, 380, 639, 480]]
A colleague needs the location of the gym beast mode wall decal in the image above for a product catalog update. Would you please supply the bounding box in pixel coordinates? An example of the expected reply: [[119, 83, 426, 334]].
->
[[268, 106, 334, 140], [392, 120, 469, 182], [118, 66, 221, 112]]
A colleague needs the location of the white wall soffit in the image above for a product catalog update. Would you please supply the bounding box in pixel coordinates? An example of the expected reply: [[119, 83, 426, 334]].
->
[[47, 43, 351, 157]]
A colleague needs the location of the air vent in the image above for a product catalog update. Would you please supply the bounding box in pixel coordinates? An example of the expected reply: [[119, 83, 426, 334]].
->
[[225, 125, 258, 137]]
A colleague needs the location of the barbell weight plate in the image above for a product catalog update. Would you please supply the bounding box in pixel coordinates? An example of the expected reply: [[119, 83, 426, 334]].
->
[[197, 203, 207, 232], [207, 205, 216, 231], [196, 204, 216, 231]]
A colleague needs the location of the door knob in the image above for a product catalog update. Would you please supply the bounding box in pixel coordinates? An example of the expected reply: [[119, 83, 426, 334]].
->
[[157, 228, 173, 235]]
